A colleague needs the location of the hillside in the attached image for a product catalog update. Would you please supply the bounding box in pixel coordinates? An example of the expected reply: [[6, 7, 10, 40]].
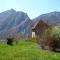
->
[[33, 11, 60, 26], [0, 9, 32, 39], [0, 40, 60, 60], [0, 10, 60, 39]]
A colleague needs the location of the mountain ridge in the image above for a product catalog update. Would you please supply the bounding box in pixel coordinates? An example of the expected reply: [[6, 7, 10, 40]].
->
[[0, 9, 60, 39], [33, 11, 60, 25], [0, 9, 32, 39]]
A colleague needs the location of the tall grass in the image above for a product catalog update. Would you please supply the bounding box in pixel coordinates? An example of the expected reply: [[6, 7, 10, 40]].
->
[[0, 40, 60, 60]]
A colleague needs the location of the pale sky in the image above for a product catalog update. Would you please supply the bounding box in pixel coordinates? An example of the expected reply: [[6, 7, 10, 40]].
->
[[0, 0, 60, 19]]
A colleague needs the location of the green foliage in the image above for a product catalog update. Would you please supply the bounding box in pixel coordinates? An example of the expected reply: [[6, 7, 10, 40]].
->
[[51, 26, 60, 39], [43, 26, 60, 50], [44, 26, 60, 40], [30, 38, 37, 43]]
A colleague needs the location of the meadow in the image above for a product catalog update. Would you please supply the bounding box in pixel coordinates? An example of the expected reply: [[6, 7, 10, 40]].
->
[[0, 40, 60, 60]]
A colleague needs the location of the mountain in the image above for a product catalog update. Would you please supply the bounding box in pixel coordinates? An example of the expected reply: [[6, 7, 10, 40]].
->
[[33, 11, 60, 26], [0, 9, 32, 39], [0, 10, 60, 39]]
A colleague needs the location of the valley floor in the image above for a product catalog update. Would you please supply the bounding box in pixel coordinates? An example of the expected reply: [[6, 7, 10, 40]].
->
[[0, 40, 60, 60]]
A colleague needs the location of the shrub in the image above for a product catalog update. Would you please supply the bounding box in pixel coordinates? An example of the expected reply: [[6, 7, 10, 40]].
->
[[7, 38, 14, 45], [45, 26, 60, 51], [30, 38, 37, 43]]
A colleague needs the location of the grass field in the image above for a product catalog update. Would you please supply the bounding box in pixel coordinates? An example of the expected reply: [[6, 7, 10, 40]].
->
[[0, 40, 60, 60]]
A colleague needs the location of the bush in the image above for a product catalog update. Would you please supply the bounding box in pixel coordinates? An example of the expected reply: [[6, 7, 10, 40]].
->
[[45, 26, 60, 51], [30, 38, 37, 43], [7, 38, 14, 45]]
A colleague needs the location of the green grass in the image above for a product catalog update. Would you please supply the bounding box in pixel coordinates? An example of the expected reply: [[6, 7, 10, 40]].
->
[[0, 40, 60, 60]]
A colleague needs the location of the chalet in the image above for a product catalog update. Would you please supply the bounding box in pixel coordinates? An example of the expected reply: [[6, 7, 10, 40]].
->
[[32, 20, 60, 51], [32, 20, 49, 38]]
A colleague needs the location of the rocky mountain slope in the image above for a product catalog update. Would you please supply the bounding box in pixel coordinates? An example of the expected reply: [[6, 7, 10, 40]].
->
[[33, 11, 60, 26], [0, 9, 32, 39], [0, 9, 60, 39]]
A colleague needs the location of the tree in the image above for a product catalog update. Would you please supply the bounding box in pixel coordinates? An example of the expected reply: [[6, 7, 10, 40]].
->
[[45, 26, 60, 51]]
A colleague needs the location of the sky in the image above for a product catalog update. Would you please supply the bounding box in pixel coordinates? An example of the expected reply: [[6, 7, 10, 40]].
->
[[0, 0, 60, 19]]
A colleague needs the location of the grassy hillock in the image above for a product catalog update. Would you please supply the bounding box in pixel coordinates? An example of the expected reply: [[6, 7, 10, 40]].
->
[[0, 40, 60, 60]]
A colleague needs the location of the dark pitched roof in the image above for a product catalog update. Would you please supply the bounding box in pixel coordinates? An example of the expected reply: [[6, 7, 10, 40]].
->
[[32, 19, 49, 29]]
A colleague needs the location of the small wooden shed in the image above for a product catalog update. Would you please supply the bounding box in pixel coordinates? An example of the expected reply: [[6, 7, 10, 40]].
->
[[32, 20, 49, 38]]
